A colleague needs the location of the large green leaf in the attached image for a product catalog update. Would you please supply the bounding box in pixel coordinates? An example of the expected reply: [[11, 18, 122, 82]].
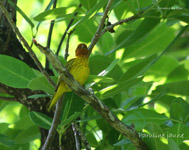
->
[[14, 126, 40, 144], [170, 98, 189, 122], [59, 93, 87, 133], [0, 55, 36, 88], [166, 123, 189, 144], [80, 0, 98, 10], [34, 7, 79, 21], [29, 111, 52, 130], [28, 76, 55, 95], [168, 139, 180, 150], [142, 123, 168, 150], [98, 76, 143, 99], [87, 75, 114, 84], [89, 56, 123, 81], [119, 54, 157, 82], [166, 65, 189, 82], [122, 23, 175, 59], [74, 18, 97, 42], [122, 109, 168, 131], [108, 17, 160, 55], [146, 56, 179, 78], [0, 134, 15, 147], [156, 80, 189, 96]]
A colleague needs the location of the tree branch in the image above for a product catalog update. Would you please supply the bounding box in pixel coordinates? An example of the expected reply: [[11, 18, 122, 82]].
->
[[42, 95, 64, 150], [33, 41, 148, 150], [73, 122, 91, 150], [64, 29, 75, 60], [72, 123, 80, 150], [100, 11, 143, 39], [0, 96, 16, 101], [88, 0, 114, 54], [0, 2, 56, 88]]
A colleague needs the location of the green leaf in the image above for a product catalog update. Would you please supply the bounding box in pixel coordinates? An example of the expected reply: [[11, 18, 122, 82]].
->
[[28, 76, 55, 95], [147, 56, 179, 78], [168, 139, 180, 150], [156, 80, 189, 96], [33, 7, 78, 21], [166, 123, 189, 144], [29, 111, 52, 129], [119, 54, 157, 82], [0, 55, 36, 88], [80, 0, 98, 10], [59, 93, 87, 133], [14, 126, 40, 144], [98, 59, 119, 77], [122, 22, 175, 59], [166, 65, 189, 82], [63, 93, 86, 117], [122, 109, 168, 131], [99, 33, 114, 53], [113, 139, 131, 146], [36, 0, 55, 34], [59, 112, 81, 129], [142, 123, 168, 150], [98, 76, 143, 99], [170, 98, 189, 122], [0, 134, 15, 147], [13, 115, 34, 130], [86, 75, 114, 88], [108, 17, 160, 55], [28, 94, 50, 98], [89, 56, 123, 81], [74, 18, 97, 43], [71, 0, 108, 29]]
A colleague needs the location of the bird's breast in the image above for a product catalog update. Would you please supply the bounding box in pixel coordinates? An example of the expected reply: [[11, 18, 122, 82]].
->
[[70, 57, 89, 85]]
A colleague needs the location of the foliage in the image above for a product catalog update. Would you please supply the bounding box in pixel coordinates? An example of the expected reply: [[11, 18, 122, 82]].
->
[[0, 0, 189, 149]]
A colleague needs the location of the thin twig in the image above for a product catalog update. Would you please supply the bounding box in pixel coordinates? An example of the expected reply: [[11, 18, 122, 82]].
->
[[72, 123, 80, 150], [74, 123, 91, 150], [33, 41, 148, 150], [46, 0, 57, 70], [100, 12, 143, 39], [42, 95, 64, 150], [64, 29, 75, 60], [56, 4, 81, 55], [0, 96, 16, 101], [88, 0, 114, 54], [0, 2, 56, 88]]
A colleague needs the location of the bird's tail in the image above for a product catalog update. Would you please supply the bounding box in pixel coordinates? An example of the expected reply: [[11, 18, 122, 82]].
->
[[47, 81, 66, 112]]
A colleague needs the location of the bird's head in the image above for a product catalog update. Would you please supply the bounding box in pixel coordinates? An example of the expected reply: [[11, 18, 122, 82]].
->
[[75, 43, 89, 57]]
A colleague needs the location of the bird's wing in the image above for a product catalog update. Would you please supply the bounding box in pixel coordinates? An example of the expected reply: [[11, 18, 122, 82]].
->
[[66, 58, 76, 71]]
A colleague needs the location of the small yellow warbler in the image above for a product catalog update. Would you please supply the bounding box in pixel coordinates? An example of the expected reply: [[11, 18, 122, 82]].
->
[[48, 43, 90, 111]]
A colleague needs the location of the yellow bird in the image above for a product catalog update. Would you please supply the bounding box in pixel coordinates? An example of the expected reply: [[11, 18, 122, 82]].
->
[[48, 43, 90, 111]]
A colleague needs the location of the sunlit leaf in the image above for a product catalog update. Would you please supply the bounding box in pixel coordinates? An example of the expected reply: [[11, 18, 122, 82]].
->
[[0, 55, 36, 88], [28, 76, 56, 95], [122, 109, 168, 131], [98, 76, 143, 99], [34, 7, 79, 21]]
